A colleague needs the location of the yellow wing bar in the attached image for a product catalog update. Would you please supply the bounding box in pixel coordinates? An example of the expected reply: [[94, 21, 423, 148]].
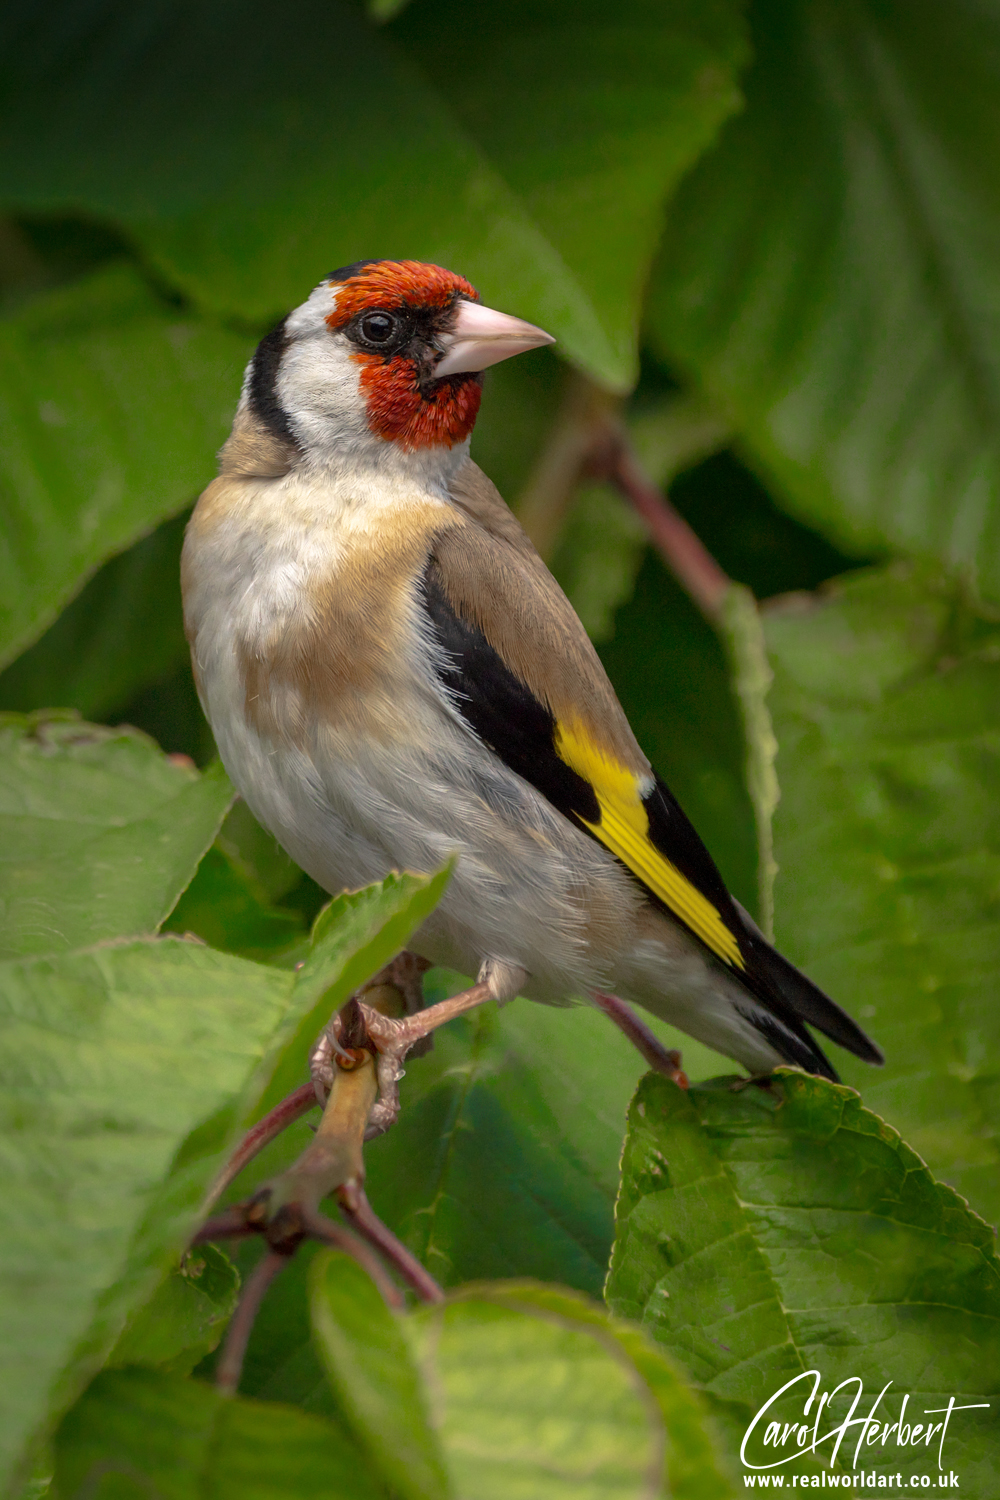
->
[[555, 722, 744, 970]]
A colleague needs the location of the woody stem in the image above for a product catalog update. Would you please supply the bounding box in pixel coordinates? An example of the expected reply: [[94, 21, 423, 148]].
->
[[205, 1083, 318, 1213]]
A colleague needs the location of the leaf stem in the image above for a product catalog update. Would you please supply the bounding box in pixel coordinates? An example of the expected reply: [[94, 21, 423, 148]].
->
[[338, 1188, 445, 1304], [205, 1083, 318, 1213], [214, 1249, 286, 1395], [602, 432, 730, 621], [298, 1205, 406, 1308]]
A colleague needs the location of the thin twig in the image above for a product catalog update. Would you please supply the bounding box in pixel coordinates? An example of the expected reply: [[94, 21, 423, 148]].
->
[[192, 1205, 262, 1245], [215, 1249, 287, 1395], [604, 435, 731, 621], [298, 1205, 406, 1309], [340, 1188, 445, 1304], [205, 1083, 318, 1212], [594, 991, 689, 1088]]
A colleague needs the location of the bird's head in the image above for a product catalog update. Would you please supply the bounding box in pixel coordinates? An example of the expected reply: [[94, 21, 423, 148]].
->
[[240, 260, 554, 476]]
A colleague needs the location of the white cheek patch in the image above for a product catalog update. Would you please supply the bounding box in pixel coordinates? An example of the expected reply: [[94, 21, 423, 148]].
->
[[269, 275, 475, 491]]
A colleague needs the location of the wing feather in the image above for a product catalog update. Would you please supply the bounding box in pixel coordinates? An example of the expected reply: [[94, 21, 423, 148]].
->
[[552, 720, 745, 969], [425, 478, 882, 1072]]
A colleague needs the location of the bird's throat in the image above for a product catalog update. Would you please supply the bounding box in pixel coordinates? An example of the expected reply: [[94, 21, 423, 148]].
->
[[355, 354, 482, 452]]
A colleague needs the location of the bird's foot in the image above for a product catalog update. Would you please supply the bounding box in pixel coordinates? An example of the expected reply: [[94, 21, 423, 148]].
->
[[314, 959, 527, 1136], [593, 990, 689, 1088], [729, 1072, 779, 1094]]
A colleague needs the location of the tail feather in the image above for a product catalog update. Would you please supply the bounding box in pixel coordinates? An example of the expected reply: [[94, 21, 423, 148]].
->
[[734, 902, 884, 1069]]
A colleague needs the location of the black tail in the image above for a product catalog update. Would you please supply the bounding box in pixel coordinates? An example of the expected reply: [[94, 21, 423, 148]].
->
[[734, 902, 884, 1080]]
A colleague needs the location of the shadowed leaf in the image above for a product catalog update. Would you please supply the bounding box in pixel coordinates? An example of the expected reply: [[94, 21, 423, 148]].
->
[[649, 0, 1000, 598], [0, 265, 249, 667], [763, 563, 1000, 1225]]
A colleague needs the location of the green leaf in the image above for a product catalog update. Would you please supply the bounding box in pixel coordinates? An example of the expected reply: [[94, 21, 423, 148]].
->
[[407, 1289, 665, 1500], [761, 563, 1000, 1225], [649, 0, 1000, 598], [107, 1246, 240, 1376], [162, 845, 307, 964], [310, 1250, 451, 1500], [0, 512, 190, 722], [394, 0, 750, 386], [0, 937, 292, 1494], [0, 844, 451, 1491], [363, 989, 728, 1297], [471, 1283, 734, 1500], [0, 264, 249, 667], [0, 0, 747, 390], [607, 1071, 1000, 1494], [53, 1366, 382, 1500], [0, 714, 233, 960]]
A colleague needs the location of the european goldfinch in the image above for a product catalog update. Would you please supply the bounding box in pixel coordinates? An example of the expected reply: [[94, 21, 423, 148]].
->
[[182, 260, 882, 1082]]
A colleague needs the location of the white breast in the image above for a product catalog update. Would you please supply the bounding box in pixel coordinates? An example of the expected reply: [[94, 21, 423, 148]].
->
[[183, 466, 646, 999]]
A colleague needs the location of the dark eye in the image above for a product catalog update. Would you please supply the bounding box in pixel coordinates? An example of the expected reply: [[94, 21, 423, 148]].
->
[[356, 310, 402, 348]]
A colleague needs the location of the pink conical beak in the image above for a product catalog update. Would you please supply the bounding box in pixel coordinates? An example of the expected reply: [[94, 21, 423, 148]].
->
[[434, 298, 555, 377]]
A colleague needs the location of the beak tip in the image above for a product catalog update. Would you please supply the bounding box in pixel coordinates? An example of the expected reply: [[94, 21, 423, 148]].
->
[[433, 301, 557, 377]]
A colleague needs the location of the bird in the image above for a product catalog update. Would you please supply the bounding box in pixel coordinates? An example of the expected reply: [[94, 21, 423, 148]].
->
[[181, 258, 882, 1083]]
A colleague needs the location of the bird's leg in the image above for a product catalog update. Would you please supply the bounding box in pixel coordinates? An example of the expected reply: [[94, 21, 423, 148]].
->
[[354, 958, 528, 1138], [593, 990, 689, 1089]]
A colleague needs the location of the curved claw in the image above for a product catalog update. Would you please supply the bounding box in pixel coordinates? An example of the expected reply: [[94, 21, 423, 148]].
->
[[309, 1023, 355, 1104]]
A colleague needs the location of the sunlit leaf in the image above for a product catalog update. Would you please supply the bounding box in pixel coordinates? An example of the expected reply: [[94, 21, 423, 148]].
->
[[475, 1282, 734, 1500], [0, 867, 452, 1492], [607, 1071, 1000, 1495], [0, 713, 232, 960], [408, 1289, 664, 1500], [310, 1250, 450, 1500], [0, 938, 290, 1493]]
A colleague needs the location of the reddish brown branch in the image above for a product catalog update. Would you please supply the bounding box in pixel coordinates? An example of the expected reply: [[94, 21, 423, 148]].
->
[[298, 1205, 406, 1308], [206, 1084, 318, 1212], [596, 431, 731, 622], [340, 1188, 444, 1304], [192, 1205, 261, 1245], [215, 1249, 287, 1395]]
